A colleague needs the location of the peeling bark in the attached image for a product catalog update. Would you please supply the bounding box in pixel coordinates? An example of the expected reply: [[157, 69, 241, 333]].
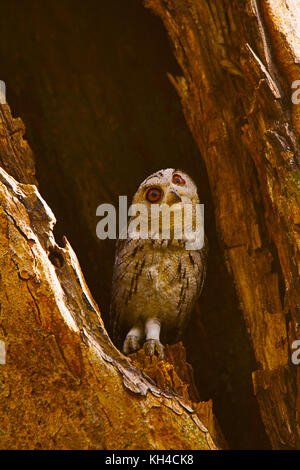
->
[[0, 103, 218, 450], [0, 0, 299, 450], [0, 104, 36, 185], [145, 0, 300, 449]]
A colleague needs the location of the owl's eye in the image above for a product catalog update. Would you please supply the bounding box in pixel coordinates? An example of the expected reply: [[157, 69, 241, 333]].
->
[[172, 174, 185, 185], [146, 187, 162, 203]]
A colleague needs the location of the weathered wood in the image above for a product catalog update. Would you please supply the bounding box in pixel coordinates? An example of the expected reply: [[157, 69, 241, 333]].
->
[[145, 0, 300, 449], [130, 342, 227, 449], [0, 104, 36, 185], [0, 0, 299, 450], [0, 103, 217, 450], [0, 1, 269, 448]]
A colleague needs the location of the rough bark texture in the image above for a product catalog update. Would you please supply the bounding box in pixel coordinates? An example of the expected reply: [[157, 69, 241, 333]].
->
[[0, 0, 271, 449], [0, 103, 218, 450], [0, 105, 36, 185], [0, 0, 299, 450], [145, 0, 300, 450]]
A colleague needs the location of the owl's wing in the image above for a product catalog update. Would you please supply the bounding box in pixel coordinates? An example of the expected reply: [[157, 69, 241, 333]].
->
[[109, 237, 144, 345]]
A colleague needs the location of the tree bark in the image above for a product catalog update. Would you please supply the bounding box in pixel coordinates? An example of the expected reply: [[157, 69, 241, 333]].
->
[[145, 0, 300, 450], [0, 0, 299, 450], [0, 103, 219, 450]]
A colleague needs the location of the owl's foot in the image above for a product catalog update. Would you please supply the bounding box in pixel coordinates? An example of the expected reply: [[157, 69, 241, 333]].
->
[[122, 335, 140, 355], [143, 339, 164, 360]]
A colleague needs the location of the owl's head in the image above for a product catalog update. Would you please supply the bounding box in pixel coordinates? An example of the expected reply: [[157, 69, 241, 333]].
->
[[132, 168, 199, 207], [128, 169, 202, 246]]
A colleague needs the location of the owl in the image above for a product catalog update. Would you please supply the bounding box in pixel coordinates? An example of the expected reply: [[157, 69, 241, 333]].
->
[[110, 168, 207, 359]]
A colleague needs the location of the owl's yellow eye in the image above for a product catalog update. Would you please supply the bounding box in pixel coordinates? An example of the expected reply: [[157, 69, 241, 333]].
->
[[172, 173, 185, 185], [146, 187, 161, 202]]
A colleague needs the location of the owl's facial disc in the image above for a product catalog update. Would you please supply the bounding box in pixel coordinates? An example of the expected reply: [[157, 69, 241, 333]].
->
[[133, 168, 199, 206]]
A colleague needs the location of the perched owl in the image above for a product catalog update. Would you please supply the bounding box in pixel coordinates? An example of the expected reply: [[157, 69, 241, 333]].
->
[[110, 168, 207, 359]]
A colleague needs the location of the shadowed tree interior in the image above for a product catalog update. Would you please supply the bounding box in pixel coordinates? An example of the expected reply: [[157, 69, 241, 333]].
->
[[0, 0, 272, 449]]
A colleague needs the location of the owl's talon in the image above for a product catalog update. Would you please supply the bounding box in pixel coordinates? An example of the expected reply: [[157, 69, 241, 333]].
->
[[123, 335, 140, 355], [144, 339, 164, 360]]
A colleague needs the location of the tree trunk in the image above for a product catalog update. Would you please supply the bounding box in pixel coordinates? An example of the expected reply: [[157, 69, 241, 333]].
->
[[0, 102, 220, 450], [0, 0, 299, 450], [145, 0, 300, 450], [0, 101, 223, 450]]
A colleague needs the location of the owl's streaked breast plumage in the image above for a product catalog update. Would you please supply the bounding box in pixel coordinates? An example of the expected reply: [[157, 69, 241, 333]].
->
[[109, 168, 207, 357], [111, 236, 207, 346]]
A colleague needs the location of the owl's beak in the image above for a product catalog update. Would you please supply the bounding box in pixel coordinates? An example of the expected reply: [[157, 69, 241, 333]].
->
[[166, 188, 182, 205]]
